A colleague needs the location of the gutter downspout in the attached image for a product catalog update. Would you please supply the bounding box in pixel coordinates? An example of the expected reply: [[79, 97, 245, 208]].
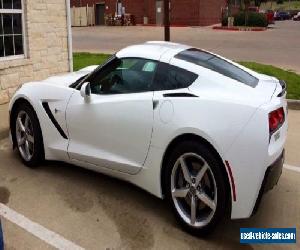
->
[[66, 0, 73, 72]]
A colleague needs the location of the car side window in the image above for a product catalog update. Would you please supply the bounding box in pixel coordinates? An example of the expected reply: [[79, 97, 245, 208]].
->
[[152, 62, 198, 91], [88, 58, 158, 94]]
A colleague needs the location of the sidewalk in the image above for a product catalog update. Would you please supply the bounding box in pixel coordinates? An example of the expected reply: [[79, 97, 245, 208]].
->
[[0, 103, 9, 139]]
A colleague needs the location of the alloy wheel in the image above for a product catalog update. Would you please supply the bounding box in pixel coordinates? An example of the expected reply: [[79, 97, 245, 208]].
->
[[15, 110, 35, 161], [171, 153, 217, 227]]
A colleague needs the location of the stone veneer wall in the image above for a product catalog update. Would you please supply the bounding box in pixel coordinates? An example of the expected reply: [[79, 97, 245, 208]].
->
[[0, 0, 70, 104]]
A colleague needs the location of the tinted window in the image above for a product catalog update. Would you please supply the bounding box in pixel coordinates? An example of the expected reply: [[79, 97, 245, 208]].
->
[[88, 58, 157, 94], [153, 62, 198, 91], [175, 49, 258, 87]]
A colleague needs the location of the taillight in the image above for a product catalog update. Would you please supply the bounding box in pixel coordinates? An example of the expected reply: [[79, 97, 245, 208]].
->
[[269, 107, 285, 134]]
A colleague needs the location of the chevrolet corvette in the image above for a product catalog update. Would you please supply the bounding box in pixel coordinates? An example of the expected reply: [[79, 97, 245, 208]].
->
[[9, 42, 287, 235]]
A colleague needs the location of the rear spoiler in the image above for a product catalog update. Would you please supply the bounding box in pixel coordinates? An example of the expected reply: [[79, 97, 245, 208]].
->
[[277, 80, 286, 97]]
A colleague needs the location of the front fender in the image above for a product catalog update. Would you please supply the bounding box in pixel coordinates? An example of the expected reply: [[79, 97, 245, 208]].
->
[[10, 82, 75, 161]]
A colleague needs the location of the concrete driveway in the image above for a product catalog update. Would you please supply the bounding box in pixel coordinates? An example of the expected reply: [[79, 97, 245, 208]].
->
[[0, 110, 299, 249], [73, 21, 300, 73]]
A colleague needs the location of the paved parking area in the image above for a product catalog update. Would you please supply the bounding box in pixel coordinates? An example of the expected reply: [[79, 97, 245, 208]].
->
[[0, 110, 299, 249], [73, 21, 300, 73]]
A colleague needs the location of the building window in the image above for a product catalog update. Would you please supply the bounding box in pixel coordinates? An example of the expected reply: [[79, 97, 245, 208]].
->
[[0, 0, 25, 59]]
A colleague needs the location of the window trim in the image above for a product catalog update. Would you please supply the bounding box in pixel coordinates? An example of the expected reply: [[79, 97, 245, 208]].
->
[[0, 0, 27, 61]]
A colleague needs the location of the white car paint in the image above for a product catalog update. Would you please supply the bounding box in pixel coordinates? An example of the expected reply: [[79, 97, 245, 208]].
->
[[66, 90, 154, 174], [9, 41, 287, 220]]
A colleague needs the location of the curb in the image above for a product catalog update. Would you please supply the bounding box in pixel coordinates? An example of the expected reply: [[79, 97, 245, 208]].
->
[[212, 26, 267, 31], [287, 99, 300, 110], [136, 24, 189, 27], [0, 100, 299, 141]]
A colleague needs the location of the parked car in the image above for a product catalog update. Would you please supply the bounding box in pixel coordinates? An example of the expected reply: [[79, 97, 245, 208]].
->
[[293, 12, 300, 20], [288, 9, 300, 19], [274, 11, 290, 20], [9, 42, 287, 235], [260, 9, 275, 24]]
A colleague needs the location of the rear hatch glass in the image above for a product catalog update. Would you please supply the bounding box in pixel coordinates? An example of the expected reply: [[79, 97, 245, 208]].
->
[[175, 48, 259, 88]]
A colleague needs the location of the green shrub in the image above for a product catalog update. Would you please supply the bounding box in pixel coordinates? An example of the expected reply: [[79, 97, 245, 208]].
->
[[222, 12, 268, 27], [234, 11, 268, 27]]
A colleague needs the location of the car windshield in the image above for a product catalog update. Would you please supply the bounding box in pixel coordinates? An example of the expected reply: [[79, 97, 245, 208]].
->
[[175, 48, 259, 87]]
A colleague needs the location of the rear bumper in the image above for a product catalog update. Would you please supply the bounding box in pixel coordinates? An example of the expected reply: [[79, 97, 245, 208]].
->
[[252, 149, 284, 216]]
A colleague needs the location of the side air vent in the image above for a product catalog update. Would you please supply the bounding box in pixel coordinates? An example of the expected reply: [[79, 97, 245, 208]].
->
[[42, 102, 68, 139]]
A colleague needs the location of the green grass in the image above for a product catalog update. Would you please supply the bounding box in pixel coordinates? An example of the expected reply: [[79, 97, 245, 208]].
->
[[239, 62, 300, 100], [73, 53, 300, 100], [73, 52, 111, 71], [260, 1, 300, 11]]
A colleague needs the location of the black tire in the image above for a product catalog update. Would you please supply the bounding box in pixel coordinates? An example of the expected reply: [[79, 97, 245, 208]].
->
[[164, 141, 227, 236], [12, 103, 44, 168]]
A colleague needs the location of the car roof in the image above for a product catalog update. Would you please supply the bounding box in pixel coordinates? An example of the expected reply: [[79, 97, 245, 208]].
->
[[116, 41, 192, 62]]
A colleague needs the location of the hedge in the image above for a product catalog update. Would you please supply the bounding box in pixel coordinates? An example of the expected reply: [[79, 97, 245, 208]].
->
[[222, 12, 268, 27]]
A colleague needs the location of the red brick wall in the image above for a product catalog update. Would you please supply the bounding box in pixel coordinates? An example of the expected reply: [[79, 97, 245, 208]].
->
[[71, 0, 227, 26], [170, 0, 200, 26], [145, 0, 157, 24], [199, 0, 227, 26]]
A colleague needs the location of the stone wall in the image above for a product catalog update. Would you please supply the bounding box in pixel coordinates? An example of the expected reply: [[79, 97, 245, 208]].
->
[[0, 0, 70, 105]]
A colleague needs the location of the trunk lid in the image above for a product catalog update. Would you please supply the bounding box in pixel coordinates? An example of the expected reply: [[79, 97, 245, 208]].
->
[[255, 73, 285, 101]]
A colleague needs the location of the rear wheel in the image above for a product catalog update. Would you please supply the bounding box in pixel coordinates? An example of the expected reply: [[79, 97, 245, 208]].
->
[[165, 141, 227, 235], [13, 103, 44, 167]]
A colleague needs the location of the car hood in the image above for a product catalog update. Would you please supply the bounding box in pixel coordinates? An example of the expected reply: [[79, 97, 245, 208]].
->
[[35, 65, 98, 87]]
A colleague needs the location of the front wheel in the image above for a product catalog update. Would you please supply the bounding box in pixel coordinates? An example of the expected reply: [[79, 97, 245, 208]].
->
[[13, 103, 44, 167], [165, 141, 227, 236]]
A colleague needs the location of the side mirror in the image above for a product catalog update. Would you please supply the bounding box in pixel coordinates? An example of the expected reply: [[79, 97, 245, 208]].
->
[[80, 82, 91, 99]]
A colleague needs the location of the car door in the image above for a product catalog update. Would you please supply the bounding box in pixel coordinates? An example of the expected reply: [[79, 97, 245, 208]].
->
[[66, 57, 157, 174]]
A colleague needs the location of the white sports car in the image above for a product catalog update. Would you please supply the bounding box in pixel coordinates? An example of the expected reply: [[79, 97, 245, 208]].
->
[[9, 42, 287, 235]]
